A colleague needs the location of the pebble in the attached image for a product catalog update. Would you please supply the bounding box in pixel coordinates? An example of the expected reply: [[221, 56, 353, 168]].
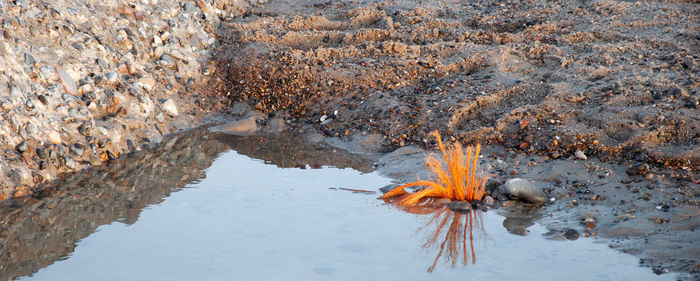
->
[[64, 157, 76, 169], [36, 148, 47, 159], [563, 228, 579, 240], [26, 123, 38, 136], [155, 111, 165, 123], [24, 52, 35, 65], [39, 65, 54, 79], [105, 71, 118, 82], [153, 35, 163, 47], [47, 130, 62, 144], [159, 54, 175, 67], [70, 143, 85, 156], [16, 141, 28, 153], [575, 150, 587, 160], [136, 77, 156, 92], [71, 42, 84, 51], [498, 178, 547, 204], [626, 163, 649, 176], [448, 201, 472, 212], [162, 99, 179, 117], [56, 67, 78, 95], [481, 195, 494, 206]]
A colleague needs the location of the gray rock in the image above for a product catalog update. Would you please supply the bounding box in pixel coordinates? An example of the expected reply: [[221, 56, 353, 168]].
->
[[155, 111, 165, 123], [39, 65, 54, 79], [626, 163, 649, 176], [575, 150, 587, 160], [10, 86, 22, 98], [161, 99, 178, 117], [70, 144, 84, 156], [498, 178, 547, 204], [105, 71, 118, 82], [64, 157, 76, 169], [26, 122, 38, 136], [24, 52, 35, 65], [97, 58, 110, 69], [481, 195, 494, 206], [379, 184, 399, 194], [71, 42, 84, 51], [563, 228, 579, 240], [56, 67, 78, 96], [159, 54, 175, 67], [16, 141, 28, 153], [448, 201, 472, 212]]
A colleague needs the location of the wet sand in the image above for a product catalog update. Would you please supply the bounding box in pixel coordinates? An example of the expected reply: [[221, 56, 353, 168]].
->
[[209, 0, 699, 278]]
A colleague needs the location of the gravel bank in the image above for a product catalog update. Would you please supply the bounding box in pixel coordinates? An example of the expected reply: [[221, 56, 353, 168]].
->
[[0, 0, 237, 198]]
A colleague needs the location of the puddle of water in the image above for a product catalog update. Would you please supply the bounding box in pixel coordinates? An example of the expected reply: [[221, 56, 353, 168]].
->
[[1, 130, 676, 281]]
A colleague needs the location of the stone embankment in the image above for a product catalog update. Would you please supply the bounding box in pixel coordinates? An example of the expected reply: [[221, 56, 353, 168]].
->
[[0, 0, 250, 198]]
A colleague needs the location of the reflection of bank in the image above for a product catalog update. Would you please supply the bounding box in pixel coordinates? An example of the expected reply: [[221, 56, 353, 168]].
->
[[397, 201, 488, 273]]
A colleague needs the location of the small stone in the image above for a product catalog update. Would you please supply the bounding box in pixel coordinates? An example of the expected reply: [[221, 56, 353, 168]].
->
[[152, 35, 163, 47], [448, 201, 472, 212], [117, 64, 129, 74], [25, 99, 35, 109], [72, 42, 84, 50], [16, 141, 28, 153], [10, 86, 22, 98], [39, 65, 54, 79], [582, 217, 596, 228], [105, 71, 118, 82], [56, 67, 78, 95], [64, 157, 76, 169], [36, 148, 47, 159], [162, 99, 179, 117], [575, 150, 587, 160], [159, 54, 174, 67], [47, 130, 62, 144], [498, 178, 547, 204], [626, 163, 649, 176], [563, 228, 579, 240], [24, 52, 35, 65], [481, 195, 494, 206], [70, 143, 85, 156], [127, 63, 136, 74], [13, 187, 31, 198], [26, 123, 38, 136], [97, 58, 110, 69], [155, 111, 165, 123], [136, 77, 156, 92]]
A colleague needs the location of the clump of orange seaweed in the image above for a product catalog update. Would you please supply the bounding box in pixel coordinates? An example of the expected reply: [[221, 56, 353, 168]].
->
[[379, 131, 487, 206]]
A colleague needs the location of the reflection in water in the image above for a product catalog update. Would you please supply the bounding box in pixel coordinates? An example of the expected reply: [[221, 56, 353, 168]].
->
[[0, 129, 372, 281], [391, 200, 487, 273]]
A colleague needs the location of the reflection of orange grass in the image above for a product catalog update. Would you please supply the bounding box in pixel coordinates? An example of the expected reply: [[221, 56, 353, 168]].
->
[[424, 208, 484, 272], [379, 131, 487, 206], [391, 201, 486, 273]]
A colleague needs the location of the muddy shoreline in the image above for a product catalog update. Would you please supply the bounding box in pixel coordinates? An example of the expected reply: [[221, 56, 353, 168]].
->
[[0, 0, 697, 279]]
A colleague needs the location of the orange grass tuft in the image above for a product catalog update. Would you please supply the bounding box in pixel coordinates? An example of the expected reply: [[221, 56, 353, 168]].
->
[[379, 131, 487, 206]]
